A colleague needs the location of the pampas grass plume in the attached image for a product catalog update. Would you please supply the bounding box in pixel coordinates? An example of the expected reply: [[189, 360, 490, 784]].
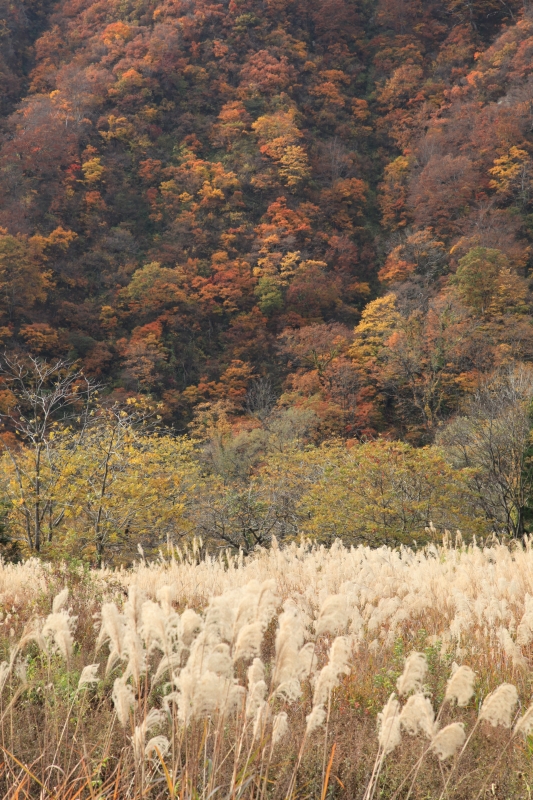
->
[[133, 708, 165, 761], [123, 627, 147, 687], [41, 610, 75, 661], [313, 635, 352, 706], [315, 594, 349, 636], [247, 657, 264, 686], [430, 722, 466, 760], [112, 676, 135, 727], [479, 683, 518, 728], [233, 621, 264, 661], [517, 594, 533, 646], [296, 641, 317, 679], [52, 587, 69, 614], [275, 677, 302, 702], [180, 608, 203, 646], [378, 693, 401, 754], [156, 584, 175, 615], [306, 703, 326, 735], [98, 602, 125, 667], [0, 661, 10, 693], [246, 678, 267, 719], [444, 663, 476, 707], [513, 702, 533, 737], [141, 600, 171, 653], [272, 711, 289, 745], [252, 701, 267, 739], [399, 693, 436, 739], [145, 735, 170, 760], [397, 652, 427, 696], [273, 601, 305, 687], [78, 663, 100, 689]]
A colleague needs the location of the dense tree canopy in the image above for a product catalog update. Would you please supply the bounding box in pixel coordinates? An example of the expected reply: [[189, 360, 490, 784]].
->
[[0, 0, 533, 446]]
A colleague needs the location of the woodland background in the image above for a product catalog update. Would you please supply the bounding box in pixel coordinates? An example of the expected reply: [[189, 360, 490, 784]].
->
[[2, 0, 533, 559]]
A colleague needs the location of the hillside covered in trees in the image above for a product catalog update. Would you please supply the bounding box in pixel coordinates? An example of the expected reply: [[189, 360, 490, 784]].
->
[[3, 0, 533, 559], [1, 0, 531, 436]]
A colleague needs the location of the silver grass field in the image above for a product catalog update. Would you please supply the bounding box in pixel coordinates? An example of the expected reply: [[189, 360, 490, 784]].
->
[[1, 538, 533, 798]]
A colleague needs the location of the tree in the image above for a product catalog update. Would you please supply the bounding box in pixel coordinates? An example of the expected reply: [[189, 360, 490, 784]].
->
[[379, 229, 448, 285], [252, 110, 310, 188], [56, 403, 195, 565], [297, 439, 486, 546], [437, 365, 533, 538], [0, 356, 95, 553], [0, 356, 196, 563], [408, 155, 479, 233], [489, 146, 533, 208], [190, 476, 301, 554], [0, 231, 51, 320], [453, 247, 529, 316]]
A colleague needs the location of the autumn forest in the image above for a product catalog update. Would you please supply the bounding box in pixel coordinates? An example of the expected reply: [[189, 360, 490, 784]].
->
[[5, 4, 533, 795], [1, 0, 533, 559]]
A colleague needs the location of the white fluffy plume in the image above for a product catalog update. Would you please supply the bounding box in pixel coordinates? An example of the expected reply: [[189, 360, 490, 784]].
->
[[399, 693, 436, 739], [378, 694, 401, 754], [430, 723, 466, 760], [41, 609, 76, 662], [272, 711, 289, 745], [479, 683, 518, 728], [396, 652, 427, 697], [78, 663, 100, 689], [444, 664, 476, 707], [306, 704, 326, 735], [315, 594, 349, 637], [513, 702, 533, 738], [52, 588, 69, 614], [112, 676, 135, 727], [312, 635, 352, 707]]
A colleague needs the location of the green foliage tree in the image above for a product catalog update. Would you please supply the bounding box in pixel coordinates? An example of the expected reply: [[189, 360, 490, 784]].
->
[[453, 248, 510, 315]]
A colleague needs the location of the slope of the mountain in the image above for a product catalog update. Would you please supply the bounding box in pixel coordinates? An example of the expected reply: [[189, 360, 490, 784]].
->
[[0, 0, 530, 437]]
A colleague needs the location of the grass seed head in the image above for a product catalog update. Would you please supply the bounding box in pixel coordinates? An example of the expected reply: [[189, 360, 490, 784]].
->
[[78, 663, 100, 689], [430, 723, 466, 760], [145, 735, 170, 760], [306, 703, 326, 735], [400, 693, 436, 739], [112, 676, 135, 727], [397, 652, 428, 696], [444, 664, 476, 707], [513, 702, 533, 737], [479, 683, 519, 728], [378, 693, 402, 754], [52, 587, 69, 614], [272, 711, 289, 745]]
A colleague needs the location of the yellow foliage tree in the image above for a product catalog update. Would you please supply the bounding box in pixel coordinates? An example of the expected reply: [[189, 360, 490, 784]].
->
[[348, 293, 401, 364], [294, 439, 487, 546], [0, 356, 196, 563], [252, 110, 310, 187], [0, 227, 75, 320], [55, 405, 196, 564], [453, 247, 529, 316], [489, 146, 532, 206], [1, 407, 196, 565]]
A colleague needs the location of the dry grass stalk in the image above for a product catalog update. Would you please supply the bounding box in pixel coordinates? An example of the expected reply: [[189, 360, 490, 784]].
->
[[1, 539, 533, 796]]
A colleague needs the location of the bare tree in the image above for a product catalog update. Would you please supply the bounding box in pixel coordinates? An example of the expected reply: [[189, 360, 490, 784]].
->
[[245, 377, 277, 421], [437, 365, 533, 537], [0, 355, 97, 552], [191, 481, 302, 554]]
